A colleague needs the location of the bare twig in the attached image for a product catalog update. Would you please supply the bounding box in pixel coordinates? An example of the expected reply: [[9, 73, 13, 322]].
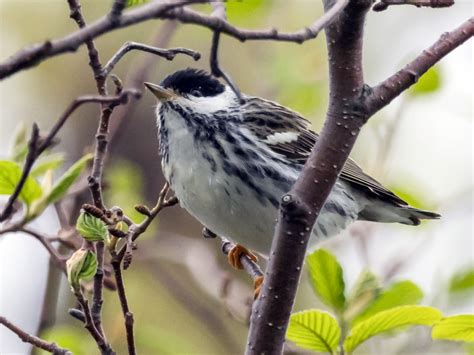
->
[[73, 290, 113, 354], [102, 41, 200, 78], [110, 254, 135, 355], [0, 0, 349, 80], [0, 316, 71, 355], [210, 31, 244, 104], [373, 0, 454, 11]]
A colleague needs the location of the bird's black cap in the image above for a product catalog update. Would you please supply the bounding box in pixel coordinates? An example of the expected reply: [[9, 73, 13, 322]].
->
[[160, 68, 225, 97]]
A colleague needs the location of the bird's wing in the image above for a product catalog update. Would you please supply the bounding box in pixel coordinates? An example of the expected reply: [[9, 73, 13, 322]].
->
[[241, 97, 408, 206]]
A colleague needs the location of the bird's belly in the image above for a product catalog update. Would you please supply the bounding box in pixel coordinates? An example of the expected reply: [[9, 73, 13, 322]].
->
[[166, 155, 360, 256], [166, 157, 278, 254]]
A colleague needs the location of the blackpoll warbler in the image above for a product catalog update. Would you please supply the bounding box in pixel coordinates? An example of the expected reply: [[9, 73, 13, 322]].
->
[[145, 68, 439, 269]]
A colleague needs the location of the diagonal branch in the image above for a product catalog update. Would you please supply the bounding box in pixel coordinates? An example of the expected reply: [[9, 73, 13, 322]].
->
[[366, 17, 474, 113], [0, 316, 71, 355]]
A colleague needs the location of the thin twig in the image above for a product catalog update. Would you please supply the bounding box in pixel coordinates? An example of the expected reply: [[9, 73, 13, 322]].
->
[[0, 316, 71, 355], [117, 182, 177, 268], [210, 31, 244, 104], [74, 290, 113, 355], [111, 254, 135, 355], [373, 0, 454, 11], [102, 41, 200, 78], [109, 0, 127, 24]]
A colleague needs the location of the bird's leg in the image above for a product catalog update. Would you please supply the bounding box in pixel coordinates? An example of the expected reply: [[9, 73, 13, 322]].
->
[[227, 244, 258, 270], [253, 275, 264, 300]]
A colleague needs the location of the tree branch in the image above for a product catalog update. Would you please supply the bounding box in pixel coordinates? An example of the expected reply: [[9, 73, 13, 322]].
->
[[246, 4, 472, 354], [102, 41, 200, 78], [0, 0, 349, 80], [246, 0, 375, 353], [366, 17, 474, 113], [373, 0, 454, 12], [0, 316, 71, 355]]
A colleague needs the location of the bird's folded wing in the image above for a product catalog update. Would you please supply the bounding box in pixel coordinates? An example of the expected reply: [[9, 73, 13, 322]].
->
[[242, 97, 408, 206]]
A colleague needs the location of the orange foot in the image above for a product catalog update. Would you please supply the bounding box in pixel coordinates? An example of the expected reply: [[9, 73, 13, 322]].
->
[[254, 275, 264, 300], [227, 244, 258, 270]]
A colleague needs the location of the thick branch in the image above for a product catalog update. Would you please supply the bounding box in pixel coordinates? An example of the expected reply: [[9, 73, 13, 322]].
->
[[0, 316, 71, 355], [246, 0, 372, 353], [0, 0, 348, 80]]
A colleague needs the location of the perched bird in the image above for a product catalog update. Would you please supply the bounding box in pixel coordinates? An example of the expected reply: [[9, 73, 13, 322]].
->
[[145, 68, 439, 288]]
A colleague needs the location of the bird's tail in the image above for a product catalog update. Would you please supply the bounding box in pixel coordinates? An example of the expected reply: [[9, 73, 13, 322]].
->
[[359, 202, 441, 226], [398, 207, 441, 226]]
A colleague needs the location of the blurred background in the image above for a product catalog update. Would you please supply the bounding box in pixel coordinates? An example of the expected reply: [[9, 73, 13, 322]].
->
[[0, 0, 472, 354]]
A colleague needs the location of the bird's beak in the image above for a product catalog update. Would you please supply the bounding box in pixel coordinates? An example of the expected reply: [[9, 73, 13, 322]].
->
[[144, 82, 175, 102]]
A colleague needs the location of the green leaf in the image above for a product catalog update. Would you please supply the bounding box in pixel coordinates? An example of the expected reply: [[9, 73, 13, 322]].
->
[[0, 160, 42, 205], [31, 153, 65, 177], [352, 280, 424, 325], [287, 310, 341, 353], [307, 249, 346, 312], [76, 211, 108, 242], [449, 267, 474, 294], [344, 305, 443, 353], [126, 0, 148, 7], [66, 248, 98, 290], [409, 66, 442, 96], [45, 153, 92, 205], [432, 315, 474, 342]]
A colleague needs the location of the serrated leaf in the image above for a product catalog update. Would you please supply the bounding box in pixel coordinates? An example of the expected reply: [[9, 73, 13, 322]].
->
[[66, 248, 98, 290], [352, 280, 423, 325], [31, 153, 65, 177], [344, 305, 442, 353], [76, 211, 108, 242], [0, 160, 42, 205], [45, 153, 92, 205], [409, 66, 441, 96], [449, 267, 474, 294], [287, 310, 341, 353], [307, 249, 346, 312], [432, 315, 474, 342]]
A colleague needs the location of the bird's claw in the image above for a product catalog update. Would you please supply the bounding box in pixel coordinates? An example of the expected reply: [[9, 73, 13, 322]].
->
[[227, 244, 258, 270]]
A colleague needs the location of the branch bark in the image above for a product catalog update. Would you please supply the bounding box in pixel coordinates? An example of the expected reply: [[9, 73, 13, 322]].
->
[[0, 316, 71, 355], [246, 2, 473, 354]]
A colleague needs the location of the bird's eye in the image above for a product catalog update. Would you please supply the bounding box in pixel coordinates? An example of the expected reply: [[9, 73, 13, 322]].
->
[[190, 89, 202, 97]]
